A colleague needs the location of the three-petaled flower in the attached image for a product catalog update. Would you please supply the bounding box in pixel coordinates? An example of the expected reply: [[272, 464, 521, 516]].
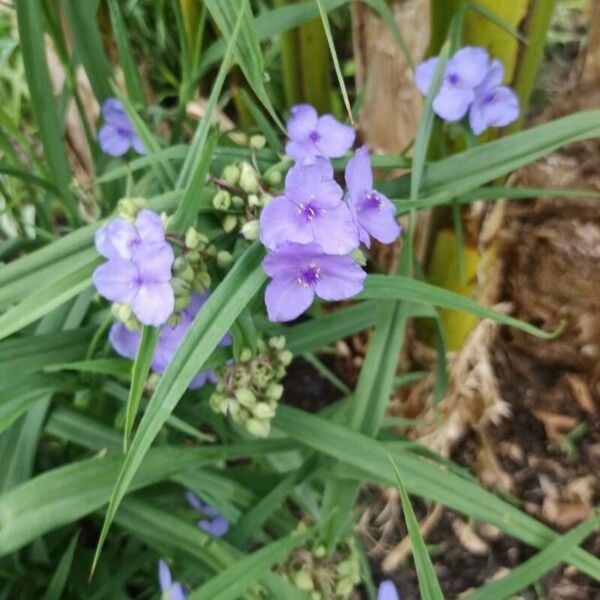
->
[[98, 98, 145, 157], [93, 209, 175, 326], [415, 46, 519, 134], [158, 560, 187, 600], [185, 491, 230, 537], [285, 104, 355, 164]]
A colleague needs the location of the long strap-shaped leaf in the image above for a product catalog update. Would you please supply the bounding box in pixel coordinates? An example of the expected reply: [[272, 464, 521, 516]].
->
[[91, 243, 266, 573], [360, 275, 562, 339], [274, 406, 600, 581]]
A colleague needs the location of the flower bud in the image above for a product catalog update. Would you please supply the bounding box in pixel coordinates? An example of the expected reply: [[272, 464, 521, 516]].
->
[[185, 250, 201, 263], [179, 264, 195, 283], [171, 277, 190, 296], [265, 382, 283, 402], [222, 163, 240, 185], [217, 250, 233, 268], [222, 215, 238, 233], [278, 350, 293, 366], [240, 219, 259, 241], [253, 402, 275, 419], [231, 195, 245, 209], [247, 194, 261, 208], [265, 170, 283, 186], [174, 294, 191, 311], [293, 570, 314, 592], [194, 270, 212, 290], [249, 134, 266, 150], [239, 347, 253, 362], [351, 248, 367, 266], [268, 335, 286, 351], [239, 161, 260, 194], [185, 227, 202, 249], [117, 197, 147, 220], [235, 388, 256, 407], [212, 190, 231, 211], [231, 369, 251, 388], [246, 418, 270, 438]]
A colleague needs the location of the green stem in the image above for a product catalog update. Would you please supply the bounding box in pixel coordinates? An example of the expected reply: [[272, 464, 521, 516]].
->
[[299, 15, 332, 113], [274, 0, 303, 107]]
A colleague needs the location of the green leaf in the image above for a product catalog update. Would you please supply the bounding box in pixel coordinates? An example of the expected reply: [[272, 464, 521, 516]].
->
[[467, 511, 600, 600], [14, 0, 77, 222], [63, 0, 113, 102], [389, 457, 444, 600], [187, 528, 313, 600], [44, 532, 79, 600], [274, 406, 600, 581], [107, 0, 146, 105], [360, 275, 562, 339], [467, 1, 528, 43], [124, 326, 159, 452], [92, 244, 267, 572]]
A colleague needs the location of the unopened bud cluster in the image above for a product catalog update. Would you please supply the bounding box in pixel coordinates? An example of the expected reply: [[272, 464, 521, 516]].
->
[[212, 154, 285, 242], [209, 335, 291, 437], [279, 535, 361, 600]]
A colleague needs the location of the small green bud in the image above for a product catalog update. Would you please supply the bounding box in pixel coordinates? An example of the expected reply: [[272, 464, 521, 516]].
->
[[174, 294, 191, 311], [231, 369, 251, 388], [229, 403, 247, 423], [179, 264, 195, 283], [260, 192, 273, 206], [239, 161, 260, 194], [265, 170, 283, 186], [222, 215, 238, 233], [212, 190, 231, 211], [222, 163, 240, 185], [205, 244, 217, 257], [293, 570, 314, 592], [351, 248, 367, 266], [209, 393, 227, 413], [265, 382, 283, 402], [231, 195, 245, 209], [278, 350, 293, 366], [185, 250, 201, 263], [117, 197, 147, 220], [217, 250, 233, 268], [112, 302, 131, 323], [239, 347, 253, 362], [251, 362, 274, 388], [246, 418, 270, 438], [240, 219, 260, 241], [247, 194, 261, 208], [313, 544, 326, 558], [171, 277, 190, 296], [335, 575, 356, 597], [249, 134, 266, 150], [194, 271, 212, 290], [235, 388, 256, 407], [268, 335, 286, 351], [185, 227, 201, 249], [253, 402, 276, 419]]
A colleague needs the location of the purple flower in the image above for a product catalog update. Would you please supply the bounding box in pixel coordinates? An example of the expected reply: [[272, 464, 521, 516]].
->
[[469, 59, 519, 135], [185, 491, 230, 538], [262, 242, 366, 322], [109, 292, 230, 388], [415, 47, 489, 121], [93, 210, 174, 326], [260, 158, 358, 255], [98, 98, 144, 157], [158, 560, 187, 600], [377, 580, 400, 600], [286, 104, 355, 164], [345, 146, 401, 248]]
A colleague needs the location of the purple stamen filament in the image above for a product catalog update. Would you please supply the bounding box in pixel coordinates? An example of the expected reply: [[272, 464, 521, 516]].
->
[[298, 262, 321, 287], [308, 130, 320, 142], [297, 202, 323, 221], [360, 191, 382, 211]]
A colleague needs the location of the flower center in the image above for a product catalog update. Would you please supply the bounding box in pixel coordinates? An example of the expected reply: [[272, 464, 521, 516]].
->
[[298, 201, 322, 221], [446, 72, 461, 87], [483, 91, 497, 105], [360, 191, 382, 211], [297, 262, 321, 287], [133, 273, 146, 286], [308, 130, 321, 143]]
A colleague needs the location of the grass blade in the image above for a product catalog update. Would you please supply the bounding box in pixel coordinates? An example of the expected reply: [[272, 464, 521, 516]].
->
[[43, 532, 79, 600]]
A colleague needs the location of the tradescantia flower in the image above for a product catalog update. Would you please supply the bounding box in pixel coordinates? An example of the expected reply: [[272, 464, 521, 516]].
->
[[262, 242, 366, 322], [377, 580, 400, 600], [158, 560, 187, 600], [93, 209, 174, 326], [469, 59, 519, 135], [259, 158, 358, 255], [185, 491, 230, 538], [109, 292, 230, 388], [415, 46, 489, 122], [286, 103, 355, 164], [345, 146, 401, 248], [98, 98, 144, 157]]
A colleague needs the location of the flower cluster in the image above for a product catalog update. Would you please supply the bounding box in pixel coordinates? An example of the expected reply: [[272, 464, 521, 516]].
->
[[93, 203, 174, 326], [98, 98, 144, 157], [110, 292, 230, 389], [280, 534, 361, 599], [185, 491, 230, 538], [260, 107, 401, 322], [209, 336, 290, 437], [415, 46, 519, 135], [158, 560, 187, 600]]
